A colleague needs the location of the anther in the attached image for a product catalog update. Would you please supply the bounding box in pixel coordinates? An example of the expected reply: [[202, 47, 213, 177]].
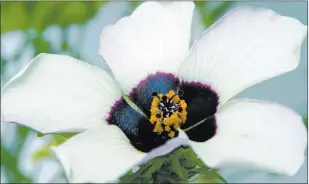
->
[[162, 95, 167, 101], [149, 90, 187, 136], [169, 94, 178, 103]]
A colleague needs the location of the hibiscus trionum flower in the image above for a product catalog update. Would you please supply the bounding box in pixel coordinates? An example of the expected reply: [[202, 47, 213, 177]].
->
[[1, 1, 307, 183]]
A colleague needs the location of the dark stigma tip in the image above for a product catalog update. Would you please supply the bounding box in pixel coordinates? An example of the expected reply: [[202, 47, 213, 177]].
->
[[162, 96, 167, 101], [152, 91, 158, 96]]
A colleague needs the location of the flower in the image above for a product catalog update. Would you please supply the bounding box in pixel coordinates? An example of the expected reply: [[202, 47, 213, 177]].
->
[[1, 1, 307, 183]]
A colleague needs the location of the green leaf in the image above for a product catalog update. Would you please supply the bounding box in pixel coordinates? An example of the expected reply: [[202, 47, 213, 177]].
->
[[119, 164, 153, 183], [183, 149, 205, 168], [144, 159, 165, 178], [171, 156, 188, 180], [304, 117, 308, 127]]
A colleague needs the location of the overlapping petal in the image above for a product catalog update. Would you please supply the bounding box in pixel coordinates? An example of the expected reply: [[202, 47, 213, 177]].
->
[[99, 1, 194, 95], [178, 6, 307, 106], [189, 99, 307, 176], [52, 125, 146, 183]]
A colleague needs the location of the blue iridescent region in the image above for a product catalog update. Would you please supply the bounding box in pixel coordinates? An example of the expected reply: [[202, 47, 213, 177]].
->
[[107, 98, 141, 135], [107, 73, 180, 152], [129, 72, 180, 117], [107, 97, 177, 152]]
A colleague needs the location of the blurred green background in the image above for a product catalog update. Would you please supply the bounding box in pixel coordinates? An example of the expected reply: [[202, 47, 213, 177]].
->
[[1, 1, 307, 183]]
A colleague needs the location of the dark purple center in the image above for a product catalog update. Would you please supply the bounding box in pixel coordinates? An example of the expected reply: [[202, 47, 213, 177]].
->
[[107, 72, 219, 152]]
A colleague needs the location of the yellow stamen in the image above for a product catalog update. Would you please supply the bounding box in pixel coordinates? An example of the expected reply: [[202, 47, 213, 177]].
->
[[163, 117, 175, 126], [150, 106, 158, 115], [154, 122, 163, 133], [180, 100, 187, 109], [166, 90, 176, 98], [173, 124, 180, 129], [149, 90, 187, 136], [169, 113, 181, 126], [172, 96, 180, 104], [150, 115, 158, 124], [165, 126, 171, 132], [150, 97, 160, 114], [179, 112, 187, 122], [168, 131, 175, 138]]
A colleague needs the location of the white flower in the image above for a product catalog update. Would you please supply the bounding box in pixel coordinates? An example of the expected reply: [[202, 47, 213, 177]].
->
[[1, 2, 307, 183]]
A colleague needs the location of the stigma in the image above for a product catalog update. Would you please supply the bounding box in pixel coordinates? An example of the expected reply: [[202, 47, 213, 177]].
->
[[149, 90, 187, 138]]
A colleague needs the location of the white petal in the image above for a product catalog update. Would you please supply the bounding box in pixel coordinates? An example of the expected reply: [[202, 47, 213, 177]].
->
[[1, 53, 121, 134], [142, 129, 189, 163], [99, 1, 194, 94], [52, 125, 146, 183], [189, 99, 307, 176], [178, 6, 307, 105]]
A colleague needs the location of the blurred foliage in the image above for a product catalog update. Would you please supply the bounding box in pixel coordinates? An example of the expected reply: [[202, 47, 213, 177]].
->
[[195, 1, 234, 27], [1, 1, 106, 34], [1, 126, 33, 183], [32, 133, 77, 162]]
